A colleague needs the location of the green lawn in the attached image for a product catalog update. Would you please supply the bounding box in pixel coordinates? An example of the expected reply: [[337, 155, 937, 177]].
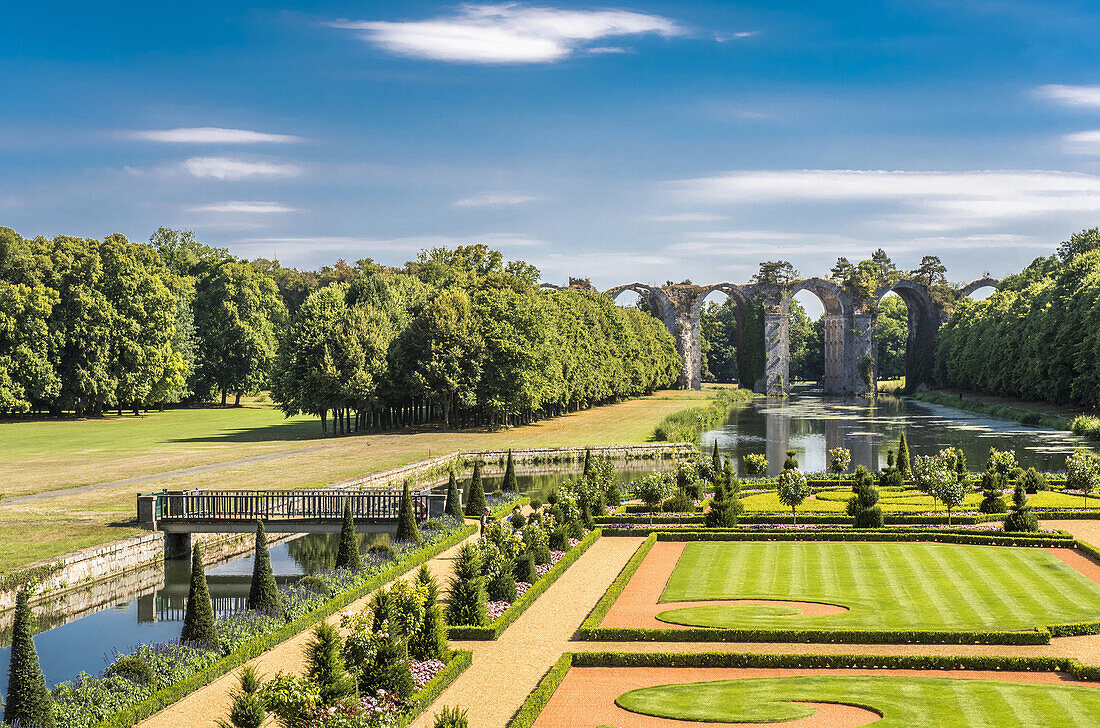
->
[[617, 675, 1100, 727], [658, 542, 1100, 631]]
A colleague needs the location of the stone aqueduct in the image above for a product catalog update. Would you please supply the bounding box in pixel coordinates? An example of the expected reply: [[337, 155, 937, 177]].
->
[[541, 276, 1000, 395]]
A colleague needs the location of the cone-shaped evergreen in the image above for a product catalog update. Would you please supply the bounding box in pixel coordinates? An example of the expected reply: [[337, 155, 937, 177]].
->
[[445, 470, 464, 519], [848, 466, 884, 528], [897, 433, 911, 478], [711, 441, 721, 477], [445, 543, 487, 625], [335, 498, 362, 571], [1004, 480, 1039, 532], [582, 448, 592, 475], [247, 521, 281, 616], [4, 589, 56, 728], [410, 566, 451, 662], [502, 449, 517, 492], [464, 461, 486, 518], [306, 622, 355, 704], [181, 543, 218, 647], [217, 666, 266, 728], [395, 480, 421, 543]]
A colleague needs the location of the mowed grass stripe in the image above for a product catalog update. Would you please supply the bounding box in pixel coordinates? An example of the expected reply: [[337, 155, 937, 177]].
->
[[660, 541, 1100, 631]]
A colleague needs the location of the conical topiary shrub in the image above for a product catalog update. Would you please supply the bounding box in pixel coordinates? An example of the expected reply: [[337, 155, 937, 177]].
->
[[445, 543, 487, 626], [335, 497, 362, 571], [711, 440, 721, 477], [445, 470, 464, 519], [247, 521, 281, 616], [306, 622, 355, 704], [4, 589, 56, 728], [182, 542, 218, 647], [409, 565, 451, 662], [897, 433, 911, 479], [582, 448, 592, 475], [464, 461, 486, 518], [395, 479, 421, 543], [502, 449, 517, 492], [1004, 480, 1039, 532]]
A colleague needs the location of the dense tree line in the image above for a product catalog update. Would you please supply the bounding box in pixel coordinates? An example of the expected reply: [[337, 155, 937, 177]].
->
[[272, 245, 680, 431], [934, 228, 1100, 406], [1, 228, 679, 421]]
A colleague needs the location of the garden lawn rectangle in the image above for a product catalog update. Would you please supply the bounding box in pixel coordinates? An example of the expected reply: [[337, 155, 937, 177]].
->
[[657, 541, 1100, 633]]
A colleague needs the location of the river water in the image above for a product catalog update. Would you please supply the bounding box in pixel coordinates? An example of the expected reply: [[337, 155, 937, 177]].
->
[[701, 390, 1094, 476]]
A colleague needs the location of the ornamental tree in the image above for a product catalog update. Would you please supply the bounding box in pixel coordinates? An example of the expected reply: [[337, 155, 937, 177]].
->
[[1067, 449, 1100, 507], [182, 543, 218, 646], [445, 469, 464, 519], [4, 589, 56, 728], [247, 521, 281, 616], [445, 543, 487, 626], [987, 447, 1018, 476], [1004, 480, 1039, 533], [743, 453, 767, 477], [933, 468, 968, 525], [777, 467, 810, 524], [395, 479, 421, 544], [632, 472, 675, 523], [502, 449, 517, 492], [464, 460, 486, 518], [896, 433, 911, 479], [828, 447, 851, 483], [335, 498, 362, 571]]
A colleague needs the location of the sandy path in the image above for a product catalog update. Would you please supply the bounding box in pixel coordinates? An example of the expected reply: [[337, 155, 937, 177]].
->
[[136, 530, 478, 728]]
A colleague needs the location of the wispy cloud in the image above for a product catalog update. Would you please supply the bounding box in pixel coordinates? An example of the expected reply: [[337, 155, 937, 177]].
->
[[644, 212, 729, 222], [715, 31, 756, 42], [667, 231, 1050, 258], [669, 169, 1100, 230], [1063, 130, 1100, 155], [232, 232, 545, 260], [128, 127, 303, 144], [1036, 84, 1100, 108], [331, 4, 683, 64], [453, 192, 539, 207], [189, 201, 297, 213], [183, 157, 302, 180]]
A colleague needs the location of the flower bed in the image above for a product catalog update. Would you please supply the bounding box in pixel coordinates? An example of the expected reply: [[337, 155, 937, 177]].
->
[[75, 518, 477, 728]]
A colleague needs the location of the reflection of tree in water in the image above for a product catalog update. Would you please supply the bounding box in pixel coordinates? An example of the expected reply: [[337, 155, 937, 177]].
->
[[288, 532, 390, 574]]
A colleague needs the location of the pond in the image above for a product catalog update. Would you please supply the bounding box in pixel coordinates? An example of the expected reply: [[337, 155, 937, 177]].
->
[[702, 390, 1095, 477]]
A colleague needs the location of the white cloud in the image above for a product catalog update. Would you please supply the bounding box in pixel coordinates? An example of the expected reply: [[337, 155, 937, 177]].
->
[[1063, 130, 1100, 155], [587, 46, 630, 54], [1036, 84, 1100, 108], [183, 157, 302, 180], [669, 169, 1100, 230], [453, 192, 539, 207], [331, 4, 683, 63], [189, 201, 298, 213], [129, 127, 303, 144], [667, 232, 1050, 258], [715, 31, 755, 42]]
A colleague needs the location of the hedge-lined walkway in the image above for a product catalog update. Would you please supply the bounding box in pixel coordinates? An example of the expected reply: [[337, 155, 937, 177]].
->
[[413, 526, 1100, 728], [135, 530, 480, 728]]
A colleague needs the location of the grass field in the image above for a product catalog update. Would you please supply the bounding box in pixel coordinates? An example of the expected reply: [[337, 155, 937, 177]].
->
[[658, 541, 1100, 631], [617, 675, 1100, 727], [0, 389, 712, 573], [739, 487, 1100, 513]]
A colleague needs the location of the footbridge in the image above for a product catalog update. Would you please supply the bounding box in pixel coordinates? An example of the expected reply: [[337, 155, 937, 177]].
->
[[544, 275, 999, 395], [138, 488, 448, 558]]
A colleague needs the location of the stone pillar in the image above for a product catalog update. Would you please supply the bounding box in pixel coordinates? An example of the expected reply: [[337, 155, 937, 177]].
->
[[164, 532, 192, 561], [823, 314, 845, 395], [660, 306, 700, 390], [764, 309, 789, 395], [845, 312, 875, 395]]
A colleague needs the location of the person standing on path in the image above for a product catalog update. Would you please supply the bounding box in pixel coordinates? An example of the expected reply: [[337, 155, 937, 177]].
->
[[481, 506, 490, 536]]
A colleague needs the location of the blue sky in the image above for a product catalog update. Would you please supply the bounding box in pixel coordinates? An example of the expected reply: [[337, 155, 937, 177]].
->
[[3, 1, 1100, 300]]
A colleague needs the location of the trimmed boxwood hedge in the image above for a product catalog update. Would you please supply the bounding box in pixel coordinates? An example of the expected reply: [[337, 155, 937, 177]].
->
[[600, 511, 1100, 526], [577, 530, 1100, 645], [90, 523, 478, 728], [396, 650, 473, 728], [507, 651, 1100, 727], [448, 528, 601, 640]]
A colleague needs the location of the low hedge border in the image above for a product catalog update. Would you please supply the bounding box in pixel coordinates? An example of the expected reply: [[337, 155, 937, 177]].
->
[[507, 651, 1100, 727], [598, 528, 1076, 548], [507, 652, 573, 728], [577, 530, 1100, 645], [448, 527, 602, 640], [91, 523, 478, 728], [397, 650, 473, 727], [601, 511, 1100, 525]]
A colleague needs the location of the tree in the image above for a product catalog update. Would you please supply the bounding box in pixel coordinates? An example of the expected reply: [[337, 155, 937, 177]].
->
[[395, 479, 421, 543], [464, 460, 486, 518], [876, 295, 908, 380], [777, 468, 810, 524], [409, 566, 451, 662], [934, 472, 968, 525], [632, 472, 675, 520], [847, 466, 883, 528], [783, 449, 799, 470], [182, 543, 218, 646], [911, 454, 948, 511], [502, 449, 517, 492], [335, 498, 362, 571], [1056, 227, 1100, 263], [978, 471, 1007, 514], [743, 454, 767, 477], [911, 255, 947, 288], [445, 469, 464, 519], [0, 279, 59, 414], [582, 448, 592, 476], [828, 447, 851, 484], [4, 589, 56, 728], [247, 521, 281, 616], [193, 261, 286, 405], [445, 543, 487, 626], [752, 261, 799, 286], [217, 666, 266, 728], [896, 433, 911, 479], [306, 622, 355, 704], [711, 441, 721, 476], [1067, 449, 1100, 507]]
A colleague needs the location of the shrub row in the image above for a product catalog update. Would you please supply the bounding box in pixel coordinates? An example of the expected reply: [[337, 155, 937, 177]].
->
[[395, 650, 473, 728], [448, 528, 601, 640], [90, 523, 478, 728], [578, 624, 1080, 645], [624, 529, 1077, 547], [580, 534, 657, 632], [506, 653, 573, 728]]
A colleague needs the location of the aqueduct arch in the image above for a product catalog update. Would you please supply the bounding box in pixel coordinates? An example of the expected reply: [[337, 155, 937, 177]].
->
[[548, 273, 998, 395]]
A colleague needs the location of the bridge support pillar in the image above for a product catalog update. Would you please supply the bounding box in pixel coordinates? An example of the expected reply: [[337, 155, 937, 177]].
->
[[823, 314, 846, 394], [661, 308, 702, 390], [763, 308, 789, 395], [164, 532, 192, 561], [845, 312, 875, 395]]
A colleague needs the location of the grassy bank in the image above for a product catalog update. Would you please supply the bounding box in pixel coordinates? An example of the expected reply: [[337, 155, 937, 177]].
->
[[653, 386, 759, 442], [911, 390, 1072, 430], [0, 390, 707, 573]]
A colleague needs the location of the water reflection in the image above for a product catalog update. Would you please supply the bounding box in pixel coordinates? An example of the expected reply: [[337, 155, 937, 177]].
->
[[703, 392, 1095, 475]]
